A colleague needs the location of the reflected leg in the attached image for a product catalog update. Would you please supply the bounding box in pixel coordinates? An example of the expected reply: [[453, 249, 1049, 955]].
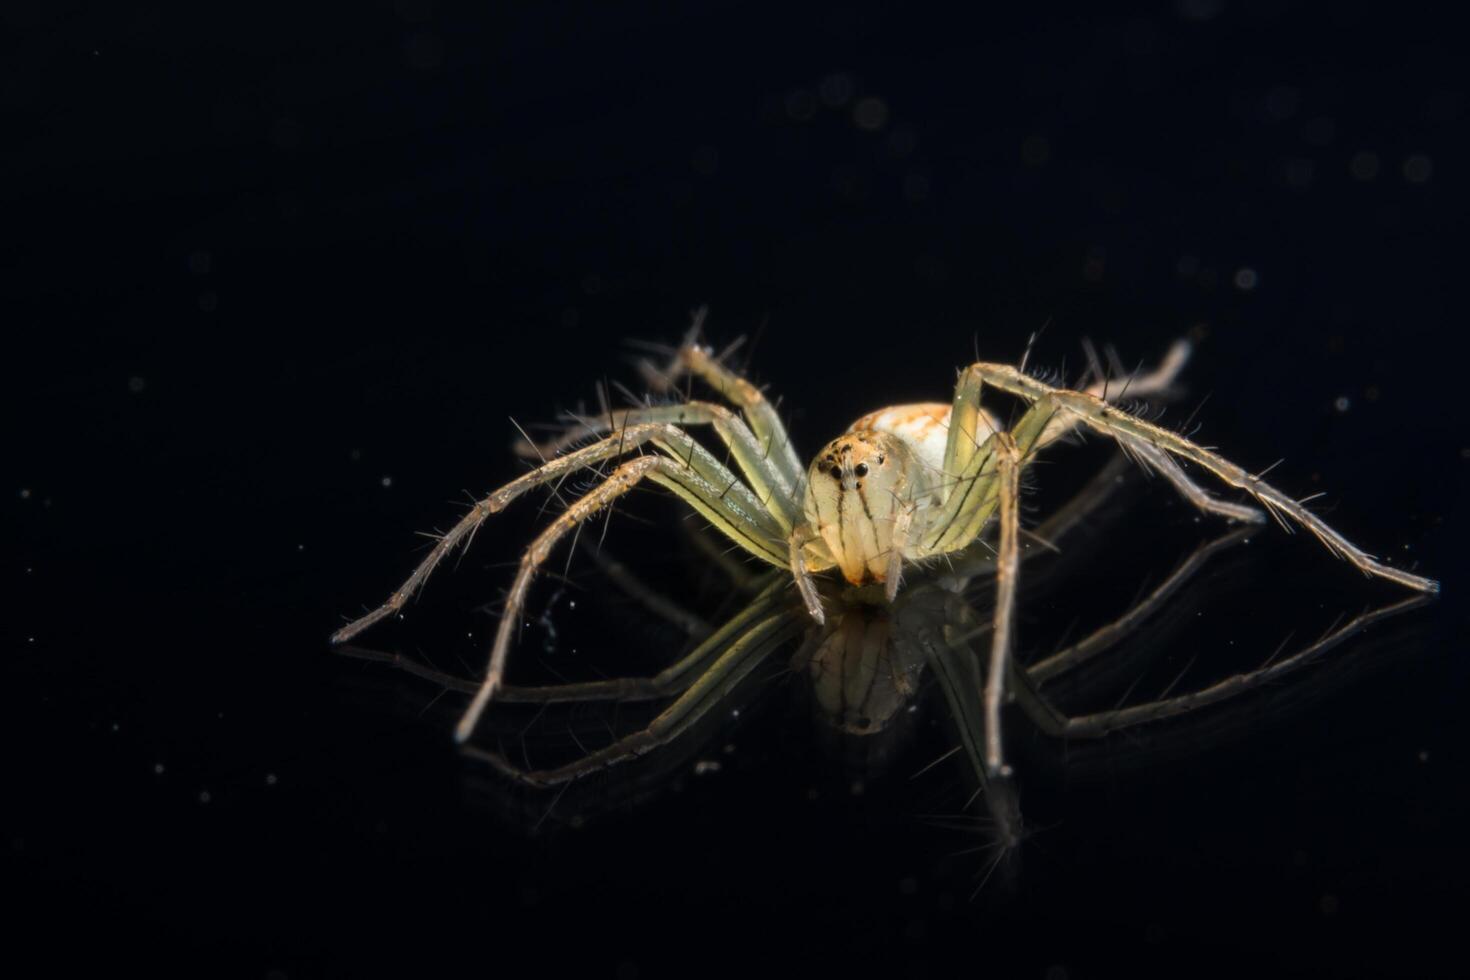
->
[[463, 611, 806, 786], [1010, 594, 1432, 738], [1027, 524, 1256, 683]]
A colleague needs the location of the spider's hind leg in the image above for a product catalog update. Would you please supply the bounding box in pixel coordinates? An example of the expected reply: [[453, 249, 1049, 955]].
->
[[962, 363, 1439, 594]]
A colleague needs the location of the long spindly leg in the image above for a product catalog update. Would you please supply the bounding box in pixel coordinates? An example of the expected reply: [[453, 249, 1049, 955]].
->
[[1124, 440, 1263, 525], [515, 399, 801, 531], [924, 614, 1024, 862], [463, 609, 807, 786], [640, 310, 805, 491], [936, 451, 1133, 582], [937, 339, 1191, 502], [456, 453, 790, 742], [982, 433, 1023, 776], [332, 421, 786, 646], [1036, 338, 1192, 448], [339, 575, 792, 710], [1026, 523, 1256, 683], [959, 362, 1440, 594], [1010, 593, 1432, 739]]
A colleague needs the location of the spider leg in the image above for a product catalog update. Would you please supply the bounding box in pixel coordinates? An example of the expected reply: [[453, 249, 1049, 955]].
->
[[959, 362, 1439, 594], [638, 311, 805, 491], [341, 575, 792, 711], [1009, 593, 1432, 738], [788, 523, 829, 624], [926, 612, 1024, 858], [456, 453, 790, 742], [515, 399, 801, 531], [1027, 524, 1256, 683], [332, 421, 785, 646], [982, 433, 1023, 776], [918, 392, 1061, 556], [1124, 440, 1264, 525], [936, 451, 1132, 582], [580, 541, 713, 639], [883, 502, 918, 603], [463, 609, 806, 785], [683, 520, 773, 594]]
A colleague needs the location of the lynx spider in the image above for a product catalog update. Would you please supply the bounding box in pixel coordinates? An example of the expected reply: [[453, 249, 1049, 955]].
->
[[332, 310, 1439, 777]]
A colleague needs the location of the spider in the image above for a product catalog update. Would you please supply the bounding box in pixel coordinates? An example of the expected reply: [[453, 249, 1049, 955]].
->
[[331, 310, 1439, 778]]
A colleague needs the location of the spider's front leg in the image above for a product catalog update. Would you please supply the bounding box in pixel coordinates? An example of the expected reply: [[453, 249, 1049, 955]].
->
[[332, 422, 784, 647], [455, 451, 789, 742], [637, 308, 805, 490], [515, 399, 801, 532]]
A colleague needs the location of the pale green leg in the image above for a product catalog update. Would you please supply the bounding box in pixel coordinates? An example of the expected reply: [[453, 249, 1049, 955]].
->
[[464, 610, 807, 786], [518, 399, 802, 530]]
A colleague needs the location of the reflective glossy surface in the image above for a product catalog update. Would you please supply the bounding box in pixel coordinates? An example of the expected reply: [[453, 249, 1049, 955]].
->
[[9, 3, 1464, 976]]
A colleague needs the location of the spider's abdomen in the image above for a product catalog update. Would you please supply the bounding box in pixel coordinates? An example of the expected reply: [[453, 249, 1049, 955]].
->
[[849, 402, 1001, 480]]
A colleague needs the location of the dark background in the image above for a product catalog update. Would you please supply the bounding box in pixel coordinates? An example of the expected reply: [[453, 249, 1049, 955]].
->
[[6, 2, 1467, 977]]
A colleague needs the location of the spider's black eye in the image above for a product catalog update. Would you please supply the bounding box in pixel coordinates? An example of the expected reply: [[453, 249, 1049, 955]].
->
[[829, 465, 842, 480], [854, 463, 869, 477]]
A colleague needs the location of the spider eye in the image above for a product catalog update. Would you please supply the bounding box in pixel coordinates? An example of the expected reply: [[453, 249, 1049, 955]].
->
[[829, 466, 842, 480], [854, 463, 869, 477]]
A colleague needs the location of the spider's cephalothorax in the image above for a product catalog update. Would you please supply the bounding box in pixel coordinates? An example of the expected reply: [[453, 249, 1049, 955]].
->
[[334, 312, 1438, 771], [805, 429, 922, 586]]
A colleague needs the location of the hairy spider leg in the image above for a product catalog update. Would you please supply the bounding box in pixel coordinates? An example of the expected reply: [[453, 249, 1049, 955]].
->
[[914, 341, 1219, 775], [1028, 524, 1257, 682], [925, 609, 1024, 865], [982, 433, 1023, 776], [1121, 440, 1263, 525], [641, 315, 805, 491], [337, 575, 792, 709], [464, 610, 807, 785], [517, 399, 801, 531], [331, 422, 787, 648], [455, 450, 796, 742], [964, 363, 1440, 594], [1008, 593, 1432, 738]]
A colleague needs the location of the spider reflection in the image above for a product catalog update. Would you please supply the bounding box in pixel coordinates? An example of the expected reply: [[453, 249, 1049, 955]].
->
[[335, 454, 1431, 865]]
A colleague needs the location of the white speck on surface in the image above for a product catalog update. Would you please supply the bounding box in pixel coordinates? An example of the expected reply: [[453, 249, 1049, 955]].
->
[[1334, 396, 1351, 413], [693, 760, 721, 776], [265, 773, 278, 786], [128, 376, 146, 393], [199, 790, 211, 804], [154, 763, 165, 775], [1233, 267, 1258, 291], [380, 475, 393, 488]]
